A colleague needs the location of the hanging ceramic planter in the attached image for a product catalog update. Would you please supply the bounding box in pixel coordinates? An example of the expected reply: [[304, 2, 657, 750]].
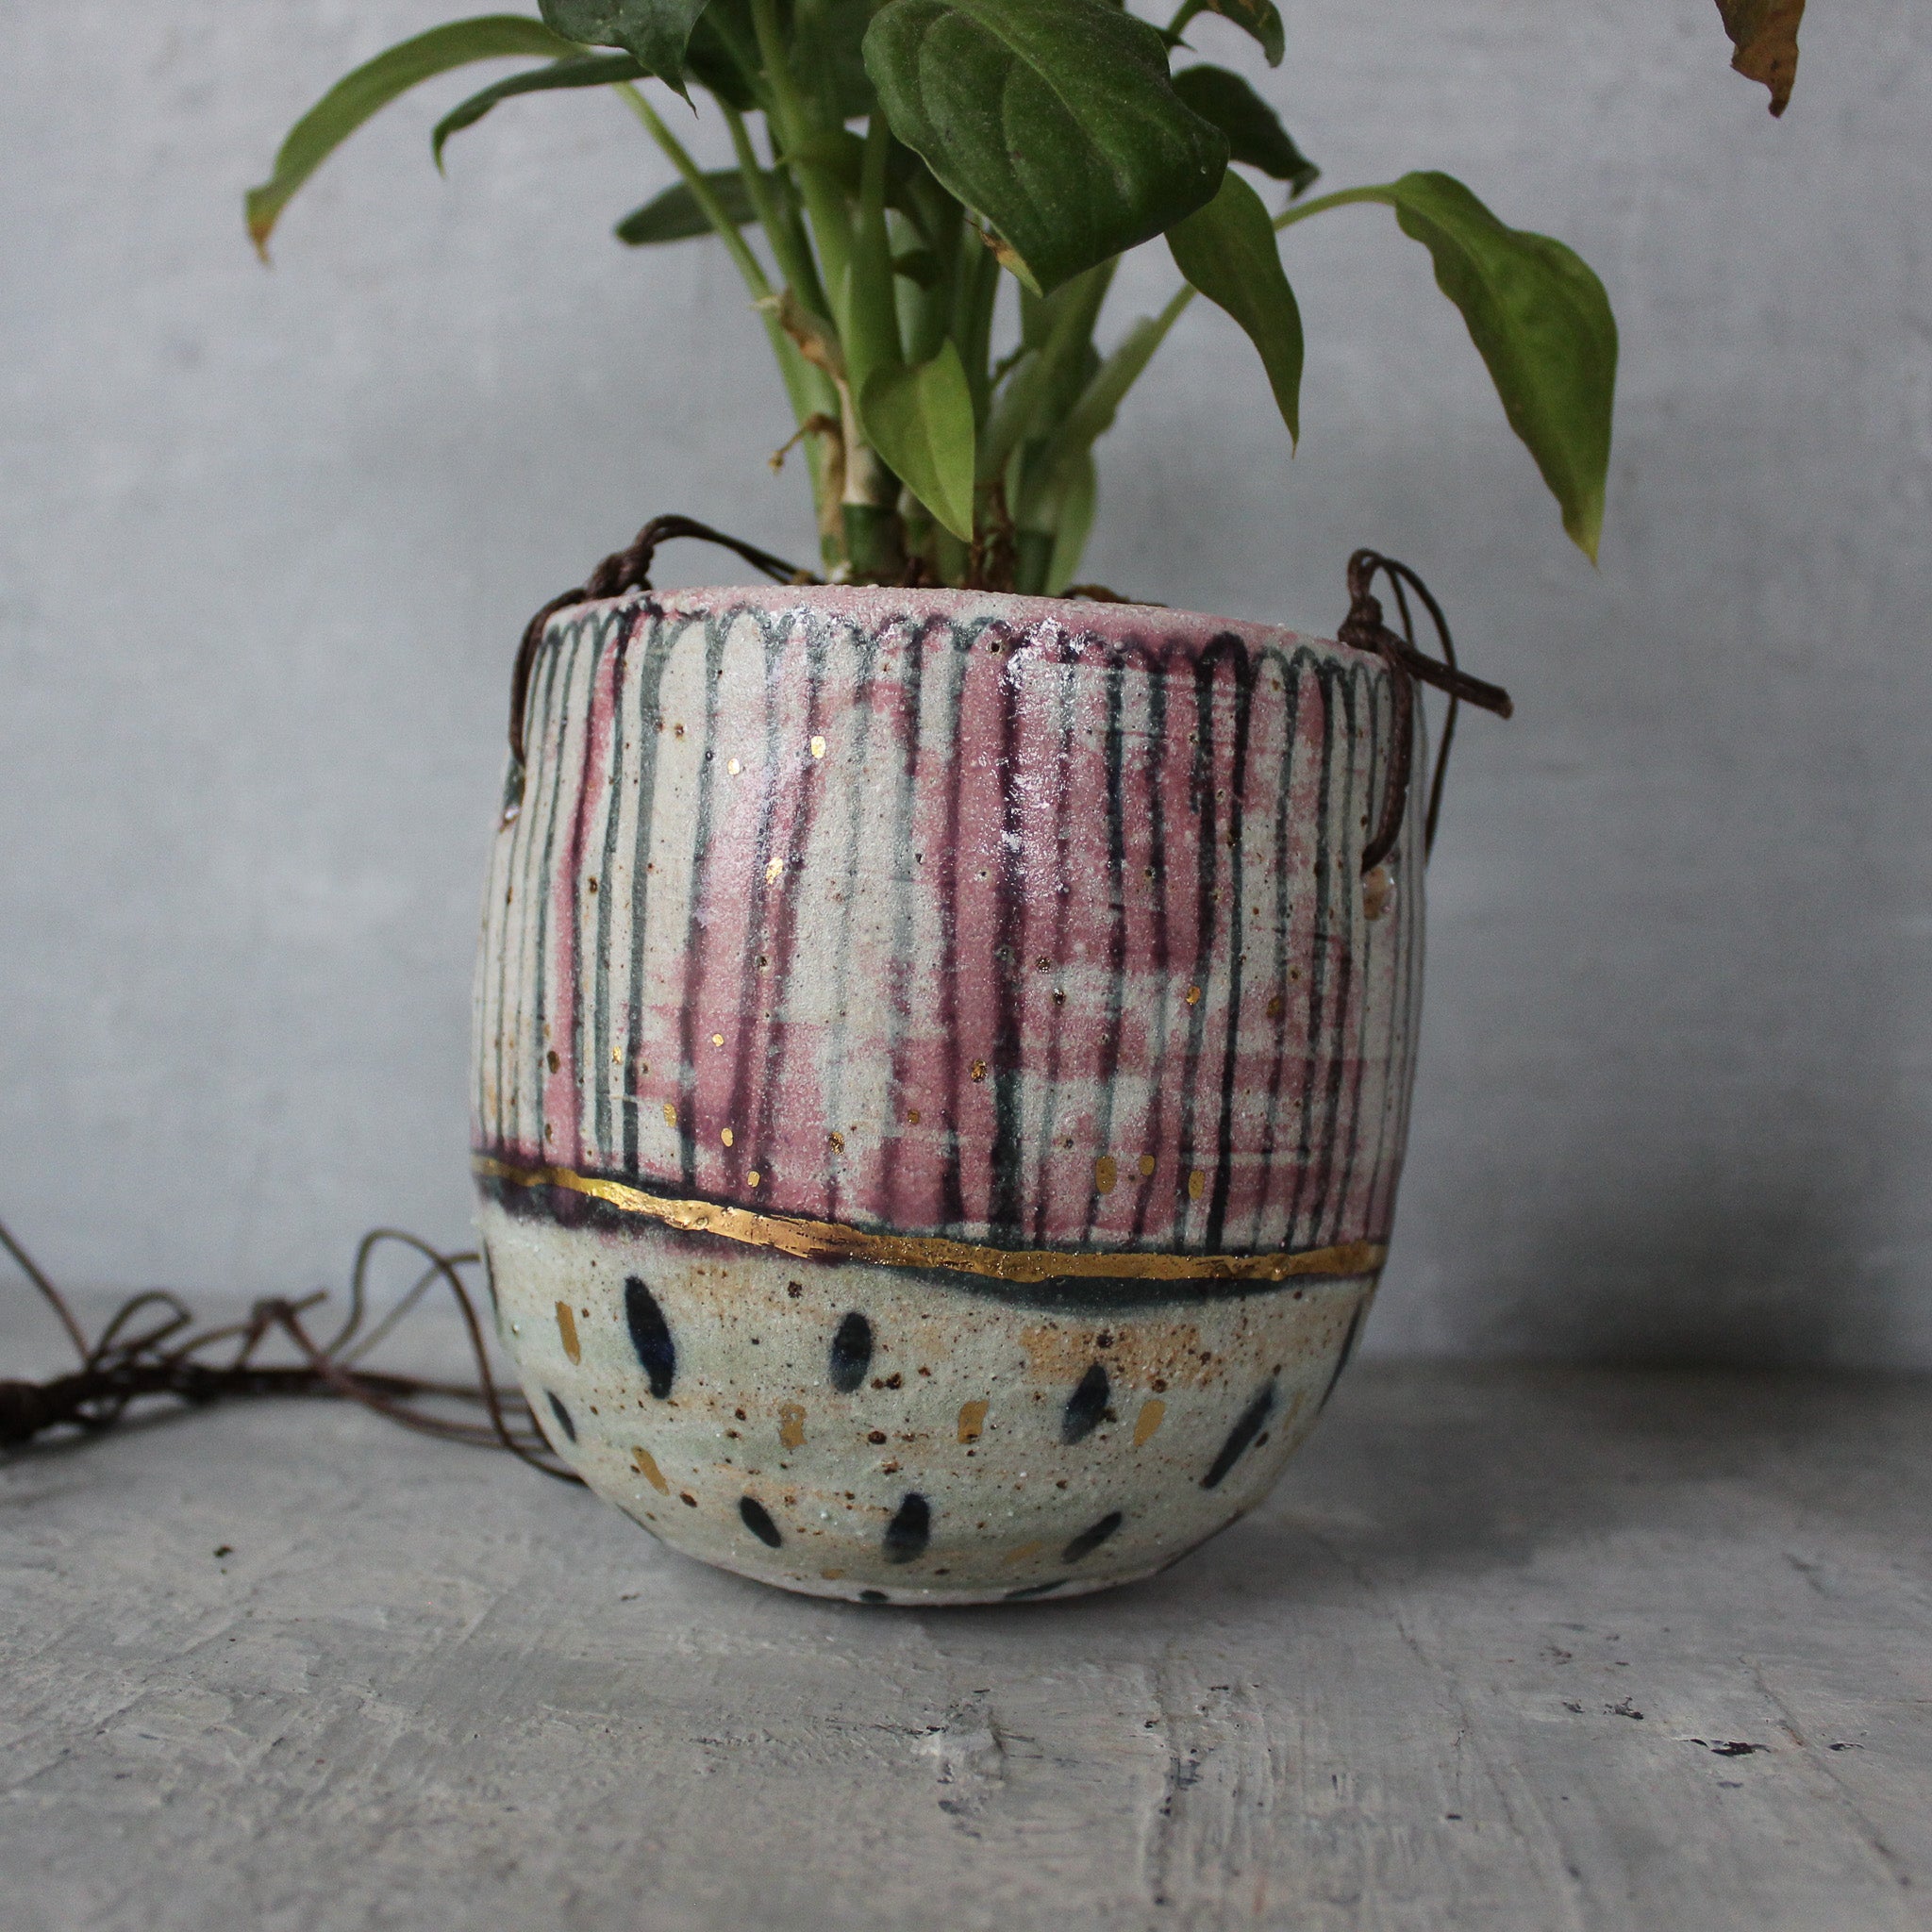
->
[[471, 525, 1508, 1604]]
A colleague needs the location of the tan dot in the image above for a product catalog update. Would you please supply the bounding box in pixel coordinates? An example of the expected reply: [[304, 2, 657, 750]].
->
[[631, 1445, 669, 1493], [663, 1101, 677, 1125], [809, 734, 826, 758], [1133, 1398, 1167, 1446], [1267, 993, 1285, 1019], [1094, 1155, 1117, 1195], [721, 1126, 734, 1147], [1139, 1153, 1156, 1177], [1002, 1540, 1047, 1567], [726, 757, 741, 775], [1185, 984, 1202, 1007], [957, 1399, 989, 1444], [907, 1108, 922, 1125], [828, 1130, 845, 1153], [748, 1170, 761, 1187], [555, 1301, 580, 1365], [778, 1403, 807, 1449], [820, 1567, 845, 1580], [547, 1049, 561, 1073], [1188, 1168, 1206, 1201], [970, 1059, 988, 1082]]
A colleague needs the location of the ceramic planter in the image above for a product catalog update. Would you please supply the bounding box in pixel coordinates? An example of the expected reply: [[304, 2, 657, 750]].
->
[[472, 583, 1421, 1604]]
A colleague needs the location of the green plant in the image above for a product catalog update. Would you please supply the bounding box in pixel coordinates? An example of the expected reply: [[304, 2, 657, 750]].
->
[[247, 0, 1800, 589]]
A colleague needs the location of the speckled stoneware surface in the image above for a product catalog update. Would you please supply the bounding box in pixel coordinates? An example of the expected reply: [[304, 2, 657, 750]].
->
[[472, 583, 1422, 1603]]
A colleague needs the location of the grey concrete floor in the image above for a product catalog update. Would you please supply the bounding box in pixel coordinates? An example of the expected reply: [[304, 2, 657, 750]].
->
[[2, 1307, 1927, 1931]]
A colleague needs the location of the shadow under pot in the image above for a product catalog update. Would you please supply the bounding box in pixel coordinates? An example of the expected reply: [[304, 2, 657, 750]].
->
[[472, 577, 1437, 1605]]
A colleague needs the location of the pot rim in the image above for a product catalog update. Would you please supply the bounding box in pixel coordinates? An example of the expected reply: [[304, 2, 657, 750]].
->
[[575, 579, 1375, 669]]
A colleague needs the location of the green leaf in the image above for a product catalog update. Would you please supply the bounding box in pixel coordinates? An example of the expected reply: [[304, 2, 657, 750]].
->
[[859, 342, 977, 540], [244, 14, 579, 257], [540, 0, 709, 92], [432, 52, 643, 167], [789, 0, 881, 120], [1170, 66, 1316, 195], [685, 1, 760, 108], [863, 0, 1227, 293], [1170, 0, 1283, 68], [1384, 172, 1617, 559], [1166, 170, 1301, 442], [1045, 447, 1097, 592], [615, 169, 763, 242]]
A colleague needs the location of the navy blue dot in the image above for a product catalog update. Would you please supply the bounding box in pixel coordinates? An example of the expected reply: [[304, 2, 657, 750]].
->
[[828, 1310, 874, 1392], [739, 1496, 783, 1548], [1202, 1380, 1276, 1490], [1062, 1510, 1124, 1563], [883, 1492, 930, 1563], [544, 1390, 576, 1443], [1062, 1362, 1110, 1443], [858, 1589, 889, 1603], [625, 1276, 676, 1399]]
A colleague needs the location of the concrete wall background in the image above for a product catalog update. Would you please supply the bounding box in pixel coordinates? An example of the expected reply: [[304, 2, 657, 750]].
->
[[3, 0, 1927, 1365]]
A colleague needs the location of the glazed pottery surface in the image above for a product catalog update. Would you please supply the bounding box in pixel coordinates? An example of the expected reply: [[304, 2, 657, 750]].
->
[[472, 584, 1422, 1603]]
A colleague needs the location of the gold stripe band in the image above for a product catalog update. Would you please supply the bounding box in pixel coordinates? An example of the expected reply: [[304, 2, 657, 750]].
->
[[474, 1156, 1386, 1287]]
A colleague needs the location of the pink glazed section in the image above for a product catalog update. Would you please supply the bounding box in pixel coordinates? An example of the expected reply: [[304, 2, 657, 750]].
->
[[473, 584, 1420, 1263]]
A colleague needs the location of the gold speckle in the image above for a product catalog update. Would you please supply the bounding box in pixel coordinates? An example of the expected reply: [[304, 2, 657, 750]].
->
[[586, 875, 599, 893], [907, 1108, 922, 1125], [828, 1130, 846, 1153], [820, 1567, 845, 1580], [1188, 1168, 1207, 1201], [631, 1445, 669, 1493], [778, 1403, 807, 1449], [1185, 984, 1202, 1007], [1133, 1398, 1167, 1446], [1002, 1540, 1047, 1567], [766, 857, 784, 883], [970, 1059, 988, 1082], [721, 1126, 734, 1147], [809, 734, 826, 759], [748, 1170, 761, 1187], [957, 1399, 989, 1443], [555, 1301, 580, 1364], [712, 1032, 725, 1046], [1094, 1155, 1117, 1195], [1139, 1153, 1156, 1177], [663, 1101, 677, 1125], [727, 757, 741, 775], [611, 1047, 623, 1063]]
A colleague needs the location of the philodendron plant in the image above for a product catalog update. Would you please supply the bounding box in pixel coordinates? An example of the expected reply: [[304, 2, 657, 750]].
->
[[248, 0, 1802, 590]]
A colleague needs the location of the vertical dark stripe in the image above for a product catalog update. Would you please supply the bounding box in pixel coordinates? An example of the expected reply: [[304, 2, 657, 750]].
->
[[1308, 673, 1361, 1244], [934, 623, 975, 1232], [1206, 638, 1257, 1250], [1125, 654, 1174, 1242], [746, 611, 834, 1193], [494, 625, 566, 1152], [882, 616, 934, 1228], [620, 608, 692, 1175], [1025, 631, 1082, 1242], [590, 609, 640, 1159], [525, 623, 589, 1160], [1331, 665, 1385, 1243], [1252, 645, 1309, 1248], [1284, 661, 1341, 1247], [675, 612, 733, 1191], [1079, 642, 1141, 1242], [988, 623, 1027, 1239], [723, 608, 791, 1191], [822, 619, 881, 1222], [561, 614, 619, 1163]]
